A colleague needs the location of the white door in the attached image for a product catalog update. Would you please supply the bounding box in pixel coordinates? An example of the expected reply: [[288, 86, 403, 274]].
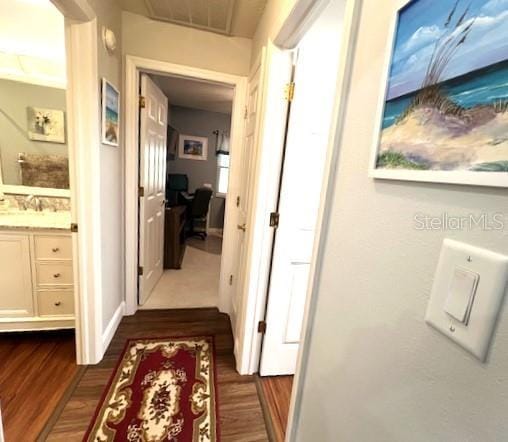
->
[[231, 57, 264, 323], [0, 234, 33, 317], [260, 2, 345, 375], [138, 74, 168, 305]]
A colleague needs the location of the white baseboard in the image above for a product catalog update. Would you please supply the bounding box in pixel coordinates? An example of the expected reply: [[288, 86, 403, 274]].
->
[[208, 227, 223, 237], [102, 301, 125, 355]]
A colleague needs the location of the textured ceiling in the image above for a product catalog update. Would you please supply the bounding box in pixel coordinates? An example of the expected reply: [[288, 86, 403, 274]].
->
[[120, 0, 267, 38], [150, 74, 234, 114]]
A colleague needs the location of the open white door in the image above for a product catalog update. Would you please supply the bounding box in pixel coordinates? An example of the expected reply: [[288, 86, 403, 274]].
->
[[231, 56, 265, 323], [138, 73, 168, 305], [259, 2, 345, 376]]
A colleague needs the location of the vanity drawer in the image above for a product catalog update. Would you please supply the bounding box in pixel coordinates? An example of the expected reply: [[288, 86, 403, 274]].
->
[[34, 235, 72, 261], [37, 290, 74, 317], [35, 262, 73, 286]]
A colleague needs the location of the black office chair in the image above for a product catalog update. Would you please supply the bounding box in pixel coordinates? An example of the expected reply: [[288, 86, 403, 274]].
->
[[187, 187, 213, 240], [166, 174, 189, 207]]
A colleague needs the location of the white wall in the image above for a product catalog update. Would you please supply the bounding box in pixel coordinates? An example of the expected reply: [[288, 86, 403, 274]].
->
[[293, 0, 508, 440], [87, 0, 125, 333], [122, 11, 252, 76], [251, 0, 297, 65]]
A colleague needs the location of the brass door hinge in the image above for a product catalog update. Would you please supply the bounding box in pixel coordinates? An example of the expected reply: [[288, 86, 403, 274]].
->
[[244, 105, 248, 119], [229, 274, 233, 285], [138, 266, 144, 276], [70, 223, 78, 233], [258, 320, 267, 334], [284, 82, 295, 102], [139, 95, 146, 109], [236, 196, 240, 207], [139, 186, 145, 197], [269, 212, 280, 228]]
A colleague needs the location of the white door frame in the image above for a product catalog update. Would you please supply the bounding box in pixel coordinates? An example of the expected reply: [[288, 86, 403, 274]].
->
[[286, 0, 362, 439], [52, 0, 104, 364], [124, 55, 247, 316]]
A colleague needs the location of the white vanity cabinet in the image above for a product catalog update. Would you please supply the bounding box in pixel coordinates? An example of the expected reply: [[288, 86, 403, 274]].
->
[[0, 229, 74, 331]]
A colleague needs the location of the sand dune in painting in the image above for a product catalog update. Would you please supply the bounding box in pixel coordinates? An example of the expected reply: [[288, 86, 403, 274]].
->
[[380, 105, 508, 171]]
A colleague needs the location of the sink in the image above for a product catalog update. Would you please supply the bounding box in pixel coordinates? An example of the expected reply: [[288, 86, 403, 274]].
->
[[0, 210, 71, 229]]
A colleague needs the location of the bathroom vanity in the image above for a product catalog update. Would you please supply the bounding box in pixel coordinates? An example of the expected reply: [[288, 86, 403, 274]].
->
[[0, 211, 74, 332]]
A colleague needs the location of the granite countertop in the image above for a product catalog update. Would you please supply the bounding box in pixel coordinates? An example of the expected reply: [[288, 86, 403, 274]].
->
[[0, 210, 72, 231]]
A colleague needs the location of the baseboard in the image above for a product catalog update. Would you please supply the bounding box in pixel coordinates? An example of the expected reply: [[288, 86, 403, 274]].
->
[[102, 301, 125, 354], [208, 227, 223, 236]]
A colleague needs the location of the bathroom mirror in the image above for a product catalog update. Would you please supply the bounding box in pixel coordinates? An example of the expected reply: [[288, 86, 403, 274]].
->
[[0, 0, 69, 198]]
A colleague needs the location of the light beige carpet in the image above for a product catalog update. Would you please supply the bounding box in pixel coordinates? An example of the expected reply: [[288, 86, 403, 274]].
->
[[140, 236, 222, 310]]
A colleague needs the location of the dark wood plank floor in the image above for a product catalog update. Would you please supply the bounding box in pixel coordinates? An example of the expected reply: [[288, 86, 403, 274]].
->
[[0, 330, 78, 441], [257, 376, 294, 442], [46, 308, 269, 441]]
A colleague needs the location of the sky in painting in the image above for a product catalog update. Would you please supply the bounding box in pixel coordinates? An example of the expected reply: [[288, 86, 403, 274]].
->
[[387, 0, 508, 100]]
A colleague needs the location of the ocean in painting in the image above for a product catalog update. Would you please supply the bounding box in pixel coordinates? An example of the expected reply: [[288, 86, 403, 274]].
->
[[377, 0, 508, 172]]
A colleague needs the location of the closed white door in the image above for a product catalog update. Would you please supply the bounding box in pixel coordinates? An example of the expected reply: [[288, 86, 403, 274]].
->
[[231, 57, 264, 322], [0, 234, 33, 317], [138, 74, 168, 305], [260, 1, 344, 375]]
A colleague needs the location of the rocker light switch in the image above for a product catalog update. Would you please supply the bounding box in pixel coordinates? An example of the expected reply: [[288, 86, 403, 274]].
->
[[444, 267, 479, 324], [425, 239, 508, 362]]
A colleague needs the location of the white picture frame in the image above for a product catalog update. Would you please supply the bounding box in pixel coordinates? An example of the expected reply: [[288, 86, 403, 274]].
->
[[369, 0, 508, 188], [178, 134, 208, 161], [101, 78, 120, 147]]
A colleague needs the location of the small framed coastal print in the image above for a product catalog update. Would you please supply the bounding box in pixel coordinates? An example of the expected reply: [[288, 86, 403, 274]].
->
[[178, 135, 208, 161], [370, 0, 508, 187], [101, 79, 120, 147]]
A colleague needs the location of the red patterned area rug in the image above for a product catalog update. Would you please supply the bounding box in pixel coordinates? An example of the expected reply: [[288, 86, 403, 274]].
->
[[84, 336, 219, 441]]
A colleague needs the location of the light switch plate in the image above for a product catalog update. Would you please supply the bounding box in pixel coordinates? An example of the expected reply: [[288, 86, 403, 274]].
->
[[425, 239, 508, 361]]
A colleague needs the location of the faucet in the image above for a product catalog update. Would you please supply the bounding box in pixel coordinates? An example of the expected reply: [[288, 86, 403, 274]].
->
[[24, 195, 43, 212]]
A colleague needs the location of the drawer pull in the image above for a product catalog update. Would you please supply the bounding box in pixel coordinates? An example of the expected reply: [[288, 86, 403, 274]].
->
[[53, 273, 61, 278], [54, 301, 62, 306], [52, 247, 60, 253]]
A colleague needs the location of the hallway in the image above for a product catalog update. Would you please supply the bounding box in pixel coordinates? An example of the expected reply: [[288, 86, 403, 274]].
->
[[45, 309, 268, 441]]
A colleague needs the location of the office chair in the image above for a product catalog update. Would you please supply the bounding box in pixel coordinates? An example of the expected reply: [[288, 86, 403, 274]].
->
[[166, 174, 189, 207], [187, 187, 213, 240]]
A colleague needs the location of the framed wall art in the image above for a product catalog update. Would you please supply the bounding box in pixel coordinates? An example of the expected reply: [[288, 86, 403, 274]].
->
[[370, 0, 508, 187], [102, 78, 120, 147]]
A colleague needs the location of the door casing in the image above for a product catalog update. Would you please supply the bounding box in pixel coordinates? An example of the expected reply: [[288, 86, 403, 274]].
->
[[124, 56, 247, 323]]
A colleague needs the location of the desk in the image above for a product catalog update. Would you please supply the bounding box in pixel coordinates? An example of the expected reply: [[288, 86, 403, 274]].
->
[[164, 205, 186, 269]]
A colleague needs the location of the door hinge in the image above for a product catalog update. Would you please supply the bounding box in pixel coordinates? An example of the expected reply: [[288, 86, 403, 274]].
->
[[284, 82, 295, 102], [139, 186, 145, 197], [139, 95, 146, 109], [70, 223, 78, 233], [258, 320, 267, 334], [236, 196, 240, 207], [138, 266, 144, 276], [269, 212, 280, 228], [244, 105, 248, 119], [229, 274, 233, 285]]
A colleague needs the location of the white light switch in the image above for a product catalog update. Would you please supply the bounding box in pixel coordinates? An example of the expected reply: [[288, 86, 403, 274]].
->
[[425, 239, 508, 362], [444, 267, 479, 324]]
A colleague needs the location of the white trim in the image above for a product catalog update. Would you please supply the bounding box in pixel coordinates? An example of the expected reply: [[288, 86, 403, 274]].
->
[[124, 55, 247, 317], [286, 0, 363, 439], [275, 0, 331, 49], [102, 301, 125, 352], [2, 185, 70, 198], [65, 17, 103, 365], [368, 0, 508, 188], [0, 407, 4, 442]]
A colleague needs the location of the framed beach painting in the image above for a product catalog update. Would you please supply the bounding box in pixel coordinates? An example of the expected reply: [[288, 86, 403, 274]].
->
[[179, 135, 208, 161], [370, 0, 508, 187], [101, 79, 120, 147]]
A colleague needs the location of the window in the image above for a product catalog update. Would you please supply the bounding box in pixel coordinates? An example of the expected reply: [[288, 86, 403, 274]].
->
[[216, 153, 230, 197]]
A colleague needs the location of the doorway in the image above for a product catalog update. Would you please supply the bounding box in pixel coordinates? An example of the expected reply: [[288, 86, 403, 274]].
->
[[137, 72, 234, 310], [124, 57, 248, 327]]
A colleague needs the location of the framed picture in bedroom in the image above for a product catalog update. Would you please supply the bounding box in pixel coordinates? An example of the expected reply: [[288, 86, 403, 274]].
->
[[178, 134, 208, 161], [370, 0, 508, 188], [101, 78, 120, 147]]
